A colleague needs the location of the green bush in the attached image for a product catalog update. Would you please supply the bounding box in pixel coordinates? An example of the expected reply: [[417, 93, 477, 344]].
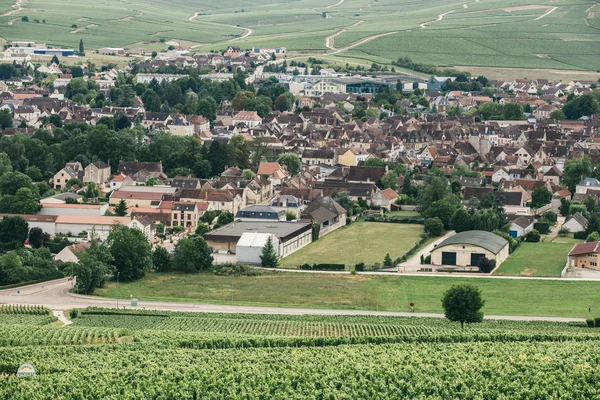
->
[[586, 318, 595, 328], [355, 262, 365, 272], [69, 308, 81, 319], [525, 229, 541, 243], [533, 222, 550, 234], [574, 231, 588, 240], [594, 317, 600, 328], [542, 212, 557, 224], [299, 263, 345, 271]]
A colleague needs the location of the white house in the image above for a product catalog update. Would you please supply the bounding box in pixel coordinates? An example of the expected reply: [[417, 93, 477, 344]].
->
[[562, 212, 588, 233], [508, 215, 535, 238]]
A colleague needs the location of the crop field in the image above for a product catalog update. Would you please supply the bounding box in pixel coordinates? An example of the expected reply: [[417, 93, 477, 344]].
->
[[0, 0, 597, 74], [1, 306, 600, 397], [280, 221, 424, 268]]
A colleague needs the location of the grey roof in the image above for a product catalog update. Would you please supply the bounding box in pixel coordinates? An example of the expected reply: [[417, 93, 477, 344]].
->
[[510, 215, 535, 229], [302, 196, 347, 223], [567, 212, 588, 230], [578, 177, 600, 188], [47, 192, 82, 201], [436, 231, 509, 254], [205, 221, 311, 242]]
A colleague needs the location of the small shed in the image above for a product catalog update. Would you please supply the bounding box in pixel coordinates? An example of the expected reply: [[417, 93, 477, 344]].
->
[[235, 232, 279, 265]]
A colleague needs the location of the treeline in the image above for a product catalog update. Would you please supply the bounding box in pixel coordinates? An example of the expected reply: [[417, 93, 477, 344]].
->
[[0, 122, 257, 181], [393, 57, 468, 78]]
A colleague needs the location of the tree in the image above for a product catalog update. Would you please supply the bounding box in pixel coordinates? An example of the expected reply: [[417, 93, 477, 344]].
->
[[586, 232, 600, 242], [559, 197, 572, 217], [383, 253, 393, 267], [441, 284, 485, 328], [424, 217, 444, 237], [277, 153, 301, 176], [562, 94, 600, 119], [260, 236, 279, 268], [115, 199, 128, 216], [530, 187, 552, 209], [381, 170, 399, 190], [364, 158, 386, 167], [76, 239, 113, 294], [550, 109, 566, 120], [227, 135, 250, 169], [0, 216, 28, 251], [12, 187, 39, 214], [502, 102, 524, 120], [28, 227, 44, 249], [152, 246, 171, 272], [471, 209, 500, 232], [450, 180, 462, 195], [79, 39, 84, 54], [21, 16, 28, 22], [330, 192, 354, 212], [451, 209, 472, 233], [195, 223, 210, 236], [172, 235, 213, 272], [423, 195, 462, 229], [106, 226, 152, 282], [584, 196, 596, 213], [0, 172, 33, 196], [0, 109, 13, 129], [419, 176, 449, 213]]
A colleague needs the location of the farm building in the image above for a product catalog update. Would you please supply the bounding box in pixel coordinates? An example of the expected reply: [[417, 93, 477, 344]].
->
[[567, 242, 600, 270], [431, 231, 509, 268], [235, 232, 279, 264], [204, 221, 312, 257]]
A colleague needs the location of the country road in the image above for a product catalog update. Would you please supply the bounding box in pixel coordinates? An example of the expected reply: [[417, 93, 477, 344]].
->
[[0, 278, 586, 322]]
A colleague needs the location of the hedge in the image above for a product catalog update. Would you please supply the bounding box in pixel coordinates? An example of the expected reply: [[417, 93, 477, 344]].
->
[[533, 221, 550, 234], [400, 235, 430, 263], [363, 216, 425, 225], [298, 263, 345, 271], [574, 231, 588, 240]]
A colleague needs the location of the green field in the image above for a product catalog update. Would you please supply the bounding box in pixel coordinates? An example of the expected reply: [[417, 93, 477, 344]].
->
[[2, 306, 600, 397], [0, 0, 598, 73], [279, 221, 423, 267], [95, 271, 600, 317], [493, 242, 575, 277]]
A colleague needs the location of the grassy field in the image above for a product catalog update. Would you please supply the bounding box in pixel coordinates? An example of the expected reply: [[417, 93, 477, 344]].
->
[[0, 0, 598, 74], [95, 271, 600, 317], [279, 222, 423, 268], [493, 242, 575, 277], [386, 210, 419, 217]]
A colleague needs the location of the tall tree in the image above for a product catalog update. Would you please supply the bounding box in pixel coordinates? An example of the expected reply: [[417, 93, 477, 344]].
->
[[260, 236, 279, 268], [115, 199, 128, 216], [277, 153, 301, 176], [106, 226, 152, 282], [227, 135, 250, 169], [0, 216, 28, 251], [79, 39, 84, 54], [152, 246, 171, 272]]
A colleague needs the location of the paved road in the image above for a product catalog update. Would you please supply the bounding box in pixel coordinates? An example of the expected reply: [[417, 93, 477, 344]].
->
[[0, 278, 585, 322]]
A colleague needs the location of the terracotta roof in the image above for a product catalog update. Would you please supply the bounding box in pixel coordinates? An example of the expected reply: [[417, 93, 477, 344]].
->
[[55, 215, 131, 225], [111, 173, 127, 182], [568, 242, 600, 257], [110, 191, 164, 201], [42, 203, 104, 209], [380, 188, 399, 200], [257, 162, 283, 176]]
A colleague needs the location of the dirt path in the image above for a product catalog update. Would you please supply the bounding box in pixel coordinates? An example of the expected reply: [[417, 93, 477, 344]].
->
[[353, 20, 364, 26], [533, 6, 558, 21], [420, 9, 455, 28], [324, 29, 346, 50], [327, 0, 344, 8], [53, 310, 72, 326], [327, 31, 397, 55], [0, 0, 25, 17], [7, 17, 17, 25], [70, 24, 97, 34], [188, 12, 254, 42]]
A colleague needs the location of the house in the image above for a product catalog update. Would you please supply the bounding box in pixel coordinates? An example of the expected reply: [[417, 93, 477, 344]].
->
[[576, 178, 600, 195], [543, 166, 562, 186], [430, 230, 510, 268], [54, 242, 90, 264], [301, 196, 347, 237], [84, 161, 110, 186], [508, 215, 535, 238], [110, 173, 127, 190], [347, 166, 386, 184], [567, 242, 600, 269], [370, 188, 399, 211], [337, 148, 370, 166], [563, 212, 588, 233], [52, 162, 84, 189], [204, 221, 312, 257], [301, 149, 335, 166], [257, 162, 289, 186], [232, 111, 262, 128], [168, 202, 200, 230], [117, 161, 164, 178], [127, 215, 154, 242], [235, 205, 286, 221], [110, 190, 164, 208]]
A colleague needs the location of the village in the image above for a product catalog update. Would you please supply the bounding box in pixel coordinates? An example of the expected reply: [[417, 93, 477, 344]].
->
[[0, 39, 598, 277]]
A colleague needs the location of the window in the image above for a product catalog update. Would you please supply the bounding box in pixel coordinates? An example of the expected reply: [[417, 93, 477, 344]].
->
[[592, 262, 598, 267]]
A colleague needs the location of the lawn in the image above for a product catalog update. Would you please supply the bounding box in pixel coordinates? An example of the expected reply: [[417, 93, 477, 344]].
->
[[493, 242, 575, 277], [550, 233, 585, 245], [279, 222, 424, 268], [95, 271, 600, 318], [386, 210, 419, 217]]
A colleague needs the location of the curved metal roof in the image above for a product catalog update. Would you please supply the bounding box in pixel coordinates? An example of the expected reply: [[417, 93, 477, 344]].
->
[[435, 231, 508, 254]]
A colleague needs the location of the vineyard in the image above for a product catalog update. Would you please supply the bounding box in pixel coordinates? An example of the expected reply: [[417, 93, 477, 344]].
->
[[1, 305, 600, 398]]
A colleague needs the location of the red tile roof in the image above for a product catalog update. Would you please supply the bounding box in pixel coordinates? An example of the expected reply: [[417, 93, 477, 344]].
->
[[568, 242, 600, 256]]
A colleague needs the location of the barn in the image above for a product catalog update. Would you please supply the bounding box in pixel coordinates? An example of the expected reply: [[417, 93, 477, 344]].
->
[[235, 233, 279, 265], [431, 231, 509, 268]]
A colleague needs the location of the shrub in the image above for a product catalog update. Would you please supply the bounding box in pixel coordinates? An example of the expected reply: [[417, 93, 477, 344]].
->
[[542, 211, 557, 224], [211, 263, 262, 276], [533, 222, 550, 234], [525, 229, 541, 243], [586, 232, 600, 242], [574, 231, 588, 240], [594, 317, 600, 328], [587, 318, 595, 328], [69, 308, 81, 319], [477, 257, 495, 273], [424, 217, 444, 237], [354, 262, 365, 272], [299, 263, 345, 271], [558, 227, 570, 237]]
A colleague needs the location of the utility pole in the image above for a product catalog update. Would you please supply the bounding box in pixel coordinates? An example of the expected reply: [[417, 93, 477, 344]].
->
[[231, 274, 234, 304], [116, 272, 121, 309]]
